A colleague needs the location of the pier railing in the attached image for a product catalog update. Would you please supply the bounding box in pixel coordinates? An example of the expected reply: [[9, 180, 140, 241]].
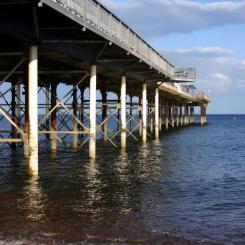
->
[[53, 0, 176, 78], [174, 68, 196, 82]]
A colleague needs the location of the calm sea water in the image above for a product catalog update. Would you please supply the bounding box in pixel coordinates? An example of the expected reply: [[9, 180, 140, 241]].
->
[[0, 115, 245, 245]]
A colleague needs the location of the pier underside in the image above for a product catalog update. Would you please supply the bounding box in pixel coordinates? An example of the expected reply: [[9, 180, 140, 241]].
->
[[0, 0, 209, 175]]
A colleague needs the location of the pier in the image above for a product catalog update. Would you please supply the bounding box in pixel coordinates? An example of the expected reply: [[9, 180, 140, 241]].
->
[[0, 0, 210, 175]]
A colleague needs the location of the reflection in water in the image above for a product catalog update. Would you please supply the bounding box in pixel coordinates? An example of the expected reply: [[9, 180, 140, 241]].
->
[[113, 151, 131, 213], [21, 176, 46, 221], [1, 116, 245, 244], [83, 159, 103, 217]]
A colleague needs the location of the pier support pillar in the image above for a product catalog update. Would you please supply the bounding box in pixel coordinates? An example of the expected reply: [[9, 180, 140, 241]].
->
[[185, 105, 189, 126], [171, 106, 175, 128], [11, 82, 16, 149], [150, 101, 154, 133], [89, 65, 97, 158], [180, 106, 183, 126], [101, 87, 108, 143], [165, 106, 169, 130], [24, 81, 29, 158], [155, 87, 159, 139], [51, 82, 57, 152], [190, 106, 195, 124], [200, 104, 207, 125], [45, 85, 50, 139], [28, 46, 38, 176], [15, 81, 21, 128], [142, 83, 147, 143], [159, 103, 162, 132], [129, 96, 133, 131], [73, 86, 78, 149], [139, 97, 142, 136], [120, 76, 127, 150], [176, 107, 179, 127], [79, 85, 85, 137]]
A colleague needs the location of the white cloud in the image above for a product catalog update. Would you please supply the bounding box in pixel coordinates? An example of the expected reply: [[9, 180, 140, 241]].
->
[[163, 46, 245, 93], [100, 0, 245, 37], [210, 73, 230, 81], [209, 73, 231, 91], [213, 57, 245, 66], [167, 47, 232, 56]]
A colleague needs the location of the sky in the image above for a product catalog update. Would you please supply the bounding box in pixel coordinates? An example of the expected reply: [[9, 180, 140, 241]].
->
[[100, 0, 245, 114]]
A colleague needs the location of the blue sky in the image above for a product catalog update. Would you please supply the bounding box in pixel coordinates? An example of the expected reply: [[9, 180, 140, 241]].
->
[[100, 0, 245, 114]]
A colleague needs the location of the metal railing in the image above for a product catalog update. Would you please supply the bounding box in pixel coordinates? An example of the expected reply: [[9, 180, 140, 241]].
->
[[53, 0, 175, 77], [174, 68, 196, 81]]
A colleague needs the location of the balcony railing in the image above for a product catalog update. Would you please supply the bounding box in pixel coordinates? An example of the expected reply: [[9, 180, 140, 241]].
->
[[174, 68, 196, 82]]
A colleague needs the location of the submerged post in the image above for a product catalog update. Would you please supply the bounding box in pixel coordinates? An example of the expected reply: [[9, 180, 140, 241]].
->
[[28, 46, 38, 176], [120, 75, 127, 149], [89, 65, 97, 158], [155, 87, 159, 139], [142, 83, 147, 143]]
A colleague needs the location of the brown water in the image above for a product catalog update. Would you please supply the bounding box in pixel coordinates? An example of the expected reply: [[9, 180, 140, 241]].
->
[[1, 115, 245, 245]]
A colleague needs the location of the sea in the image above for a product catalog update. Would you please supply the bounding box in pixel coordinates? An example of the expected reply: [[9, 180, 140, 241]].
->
[[0, 115, 245, 245]]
